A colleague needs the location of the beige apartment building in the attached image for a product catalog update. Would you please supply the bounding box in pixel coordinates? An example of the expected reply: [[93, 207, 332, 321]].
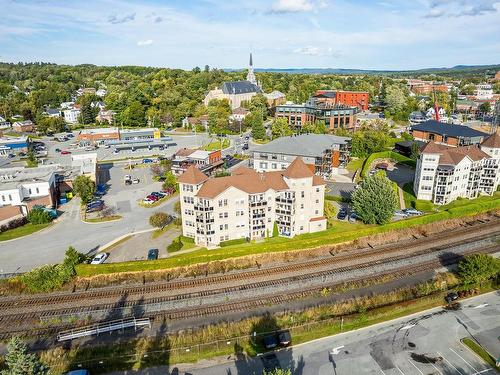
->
[[178, 158, 327, 247]]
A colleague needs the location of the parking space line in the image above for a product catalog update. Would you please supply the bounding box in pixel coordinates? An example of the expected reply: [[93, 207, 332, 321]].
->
[[408, 360, 424, 375], [396, 366, 405, 375], [380, 369, 387, 375], [449, 348, 480, 374], [437, 351, 464, 375], [423, 357, 443, 375]]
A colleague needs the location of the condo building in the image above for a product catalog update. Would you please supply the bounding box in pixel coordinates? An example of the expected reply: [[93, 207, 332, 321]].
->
[[178, 158, 327, 247]]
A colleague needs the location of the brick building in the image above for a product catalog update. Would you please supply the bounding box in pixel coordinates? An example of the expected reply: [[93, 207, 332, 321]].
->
[[314, 90, 369, 111], [77, 127, 120, 145]]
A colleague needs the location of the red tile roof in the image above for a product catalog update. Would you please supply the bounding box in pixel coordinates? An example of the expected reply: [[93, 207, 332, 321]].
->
[[282, 157, 314, 179]]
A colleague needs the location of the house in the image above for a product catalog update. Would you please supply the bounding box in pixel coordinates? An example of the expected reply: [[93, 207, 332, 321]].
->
[[250, 133, 350, 178], [230, 107, 249, 122], [413, 132, 500, 204], [171, 148, 223, 176], [178, 157, 327, 247], [409, 111, 427, 124], [63, 108, 81, 124], [96, 89, 107, 97], [71, 153, 97, 182], [0, 135, 29, 156], [475, 84, 493, 100], [96, 110, 116, 124], [0, 116, 11, 130], [43, 108, 61, 118], [60, 101, 75, 109], [12, 120, 35, 133], [264, 91, 286, 108], [410, 120, 488, 147], [91, 101, 106, 110], [77, 87, 96, 96]]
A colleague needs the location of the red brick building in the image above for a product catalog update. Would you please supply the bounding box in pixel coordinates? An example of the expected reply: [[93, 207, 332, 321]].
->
[[315, 90, 369, 111]]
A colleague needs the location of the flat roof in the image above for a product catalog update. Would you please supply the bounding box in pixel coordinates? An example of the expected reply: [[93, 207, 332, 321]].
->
[[0, 165, 61, 189], [411, 120, 487, 138], [253, 133, 351, 158], [79, 127, 119, 135]]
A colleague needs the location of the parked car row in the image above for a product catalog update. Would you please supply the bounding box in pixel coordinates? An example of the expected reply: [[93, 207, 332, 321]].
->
[[142, 191, 167, 204], [124, 175, 140, 185], [86, 199, 104, 213], [262, 330, 292, 349], [337, 207, 358, 223], [394, 208, 423, 218]]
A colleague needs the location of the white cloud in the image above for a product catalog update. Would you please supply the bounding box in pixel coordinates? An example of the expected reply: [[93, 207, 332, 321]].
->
[[137, 39, 153, 46], [293, 46, 340, 57], [269, 0, 314, 13], [424, 0, 498, 17]]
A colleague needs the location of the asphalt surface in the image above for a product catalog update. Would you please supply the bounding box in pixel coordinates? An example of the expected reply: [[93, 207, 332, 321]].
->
[[106, 292, 499, 375]]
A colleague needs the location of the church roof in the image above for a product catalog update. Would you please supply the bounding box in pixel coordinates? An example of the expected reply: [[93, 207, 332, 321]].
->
[[222, 81, 262, 95]]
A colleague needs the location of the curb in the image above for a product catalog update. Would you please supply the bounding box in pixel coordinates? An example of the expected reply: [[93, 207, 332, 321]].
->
[[100, 228, 156, 251], [0, 223, 54, 243], [81, 216, 123, 225]]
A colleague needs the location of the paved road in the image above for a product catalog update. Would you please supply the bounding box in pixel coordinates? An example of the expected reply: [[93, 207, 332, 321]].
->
[[109, 292, 499, 375]]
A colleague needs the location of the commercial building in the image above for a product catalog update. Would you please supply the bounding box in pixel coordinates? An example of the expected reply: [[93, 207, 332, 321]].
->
[[406, 79, 452, 95], [275, 96, 358, 131], [314, 90, 369, 111], [413, 132, 500, 205], [178, 157, 326, 247], [12, 120, 34, 133], [171, 148, 223, 176], [0, 135, 29, 156], [77, 127, 120, 145], [410, 120, 488, 147], [250, 134, 351, 178], [475, 84, 493, 100], [119, 128, 161, 140]]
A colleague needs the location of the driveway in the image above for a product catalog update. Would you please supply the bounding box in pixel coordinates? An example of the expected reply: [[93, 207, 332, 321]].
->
[[386, 163, 415, 187]]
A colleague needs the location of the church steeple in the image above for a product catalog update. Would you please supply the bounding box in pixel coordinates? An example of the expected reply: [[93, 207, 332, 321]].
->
[[246, 52, 257, 85]]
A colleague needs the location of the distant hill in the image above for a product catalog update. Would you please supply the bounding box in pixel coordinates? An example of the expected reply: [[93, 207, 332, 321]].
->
[[225, 64, 500, 76]]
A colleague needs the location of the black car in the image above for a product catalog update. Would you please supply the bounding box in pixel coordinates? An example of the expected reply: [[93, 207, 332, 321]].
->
[[86, 203, 104, 213], [147, 248, 159, 260], [263, 335, 278, 349], [278, 330, 292, 346], [242, 143, 249, 150], [151, 191, 165, 198], [337, 208, 347, 220], [445, 291, 458, 304]]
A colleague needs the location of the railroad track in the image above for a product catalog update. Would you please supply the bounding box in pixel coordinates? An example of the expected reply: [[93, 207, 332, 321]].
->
[[1, 216, 499, 314], [0, 242, 497, 341]]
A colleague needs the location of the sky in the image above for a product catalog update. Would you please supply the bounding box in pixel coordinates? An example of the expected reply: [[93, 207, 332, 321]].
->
[[0, 0, 499, 70]]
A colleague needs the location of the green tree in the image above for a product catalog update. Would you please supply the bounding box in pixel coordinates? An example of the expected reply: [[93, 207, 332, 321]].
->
[[352, 174, 398, 224], [410, 142, 420, 160], [479, 102, 491, 114], [36, 116, 66, 134], [162, 171, 178, 192], [351, 130, 390, 157], [1, 337, 49, 375], [72, 175, 95, 204], [26, 207, 51, 224], [77, 94, 99, 125], [385, 85, 406, 113], [302, 120, 326, 134], [246, 110, 266, 140], [121, 101, 145, 126], [149, 212, 170, 228], [458, 254, 500, 285], [25, 150, 37, 168], [272, 222, 279, 237], [271, 117, 293, 139], [207, 99, 231, 134], [263, 369, 291, 375]]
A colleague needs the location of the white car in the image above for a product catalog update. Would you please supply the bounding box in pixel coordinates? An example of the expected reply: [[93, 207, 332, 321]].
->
[[124, 175, 132, 182], [90, 253, 109, 264], [403, 208, 422, 216], [142, 198, 154, 204], [132, 178, 140, 184]]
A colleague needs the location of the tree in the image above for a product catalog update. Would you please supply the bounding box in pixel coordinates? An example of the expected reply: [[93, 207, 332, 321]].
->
[[121, 101, 145, 126], [72, 175, 95, 204], [301, 120, 326, 134], [25, 150, 37, 168], [272, 222, 279, 237], [410, 142, 420, 160], [77, 94, 99, 125], [271, 117, 293, 139], [457, 254, 500, 285], [1, 336, 49, 375], [162, 171, 178, 192], [385, 85, 407, 114], [479, 102, 491, 114], [352, 174, 398, 224], [207, 99, 231, 134], [36, 116, 66, 134], [246, 109, 266, 140], [263, 369, 291, 375], [351, 130, 390, 157], [149, 212, 170, 228]]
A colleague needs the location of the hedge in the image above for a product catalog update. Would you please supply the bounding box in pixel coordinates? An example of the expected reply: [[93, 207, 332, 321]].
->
[[361, 151, 416, 178], [220, 238, 248, 247]]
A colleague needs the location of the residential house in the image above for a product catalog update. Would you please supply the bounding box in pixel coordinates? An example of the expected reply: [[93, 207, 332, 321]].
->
[[178, 157, 327, 247], [230, 107, 249, 122], [172, 148, 223, 176], [12, 120, 35, 133], [63, 108, 81, 124]]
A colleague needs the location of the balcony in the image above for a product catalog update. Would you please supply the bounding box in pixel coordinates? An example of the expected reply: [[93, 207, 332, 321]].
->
[[252, 214, 265, 219], [196, 229, 215, 235], [252, 225, 266, 230], [250, 201, 267, 207], [196, 218, 214, 223], [276, 197, 294, 204], [194, 205, 213, 211]]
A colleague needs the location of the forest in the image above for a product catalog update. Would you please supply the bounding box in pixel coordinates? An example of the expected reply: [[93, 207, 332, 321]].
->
[[0, 62, 497, 129]]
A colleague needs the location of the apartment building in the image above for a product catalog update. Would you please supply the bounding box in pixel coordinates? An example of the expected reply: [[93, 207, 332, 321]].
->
[[63, 108, 81, 124], [413, 132, 500, 204], [250, 133, 351, 178], [275, 95, 358, 131], [315, 90, 369, 111], [178, 158, 327, 247], [410, 120, 488, 147]]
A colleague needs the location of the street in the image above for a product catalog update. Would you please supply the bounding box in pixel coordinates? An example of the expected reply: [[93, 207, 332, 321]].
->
[[108, 292, 499, 375]]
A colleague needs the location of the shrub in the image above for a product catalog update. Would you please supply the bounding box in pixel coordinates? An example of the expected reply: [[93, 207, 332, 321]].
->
[[0, 217, 28, 233], [352, 174, 398, 224], [458, 254, 500, 285], [27, 207, 52, 224], [220, 238, 247, 247], [167, 238, 183, 253], [149, 212, 170, 228], [272, 222, 279, 237], [73, 175, 95, 204], [325, 195, 351, 203], [179, 235, 194, 244]]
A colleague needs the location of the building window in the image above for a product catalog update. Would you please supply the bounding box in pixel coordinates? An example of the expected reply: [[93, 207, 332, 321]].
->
[[301, 191, 305, 198], [300, 203, 304, 209], [315, 210, 319, 214], [316, 187, 320, 193], [28, 188, 32, 194]]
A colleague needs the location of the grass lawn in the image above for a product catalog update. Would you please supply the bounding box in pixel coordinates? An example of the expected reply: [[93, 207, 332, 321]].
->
[[76, 193, 500, 277], [402, 183, 417, 209], [0, 223, 51, 242], [84, 215, 122, 223], [347, 157, 366, 173], [461, 338, 500, 370], [203, 138, 230, 151], [253, 138, 270, 144]]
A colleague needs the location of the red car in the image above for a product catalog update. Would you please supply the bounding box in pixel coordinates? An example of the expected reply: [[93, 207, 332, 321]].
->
[[146, 195, 159, 201], [60, 150, 72, 155]]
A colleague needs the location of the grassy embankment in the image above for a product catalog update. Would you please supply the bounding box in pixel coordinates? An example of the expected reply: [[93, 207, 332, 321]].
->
[[76, 194, 500, 276], [0, 223, 52, 242], [203, 138, 230, 151]]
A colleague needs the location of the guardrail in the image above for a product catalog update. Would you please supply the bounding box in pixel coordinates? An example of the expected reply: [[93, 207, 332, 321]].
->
[[57, 317, 151, 341]]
